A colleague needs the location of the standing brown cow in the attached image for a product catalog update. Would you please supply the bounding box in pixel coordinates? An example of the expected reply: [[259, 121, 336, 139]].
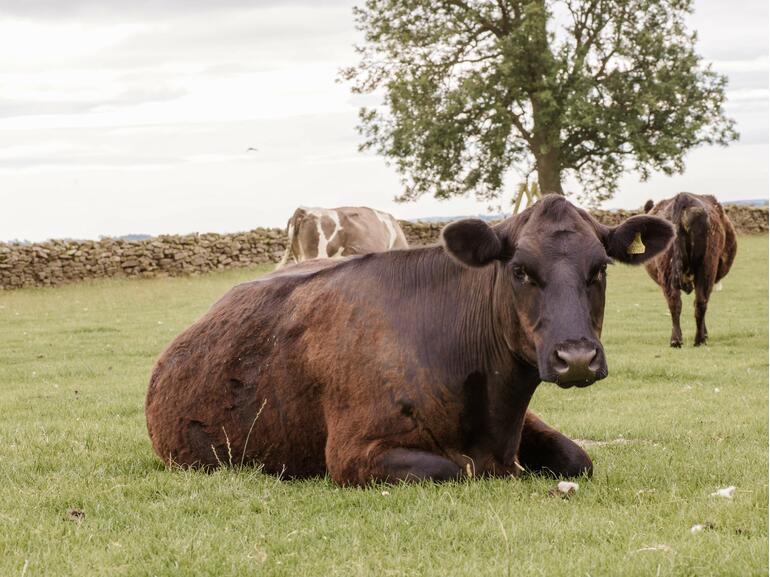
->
[[644, 193, 737, 347], [146, 195, 674, 486]]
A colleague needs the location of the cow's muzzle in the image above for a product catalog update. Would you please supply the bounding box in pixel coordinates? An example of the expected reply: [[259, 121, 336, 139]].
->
[[543, 340, 607, 388]]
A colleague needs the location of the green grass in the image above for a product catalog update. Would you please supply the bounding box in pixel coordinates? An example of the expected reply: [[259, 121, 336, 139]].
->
[[0, 237, 767, 577]]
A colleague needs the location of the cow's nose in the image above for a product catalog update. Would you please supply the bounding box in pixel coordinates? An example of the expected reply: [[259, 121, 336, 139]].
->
[[553, 344, 601, 387]]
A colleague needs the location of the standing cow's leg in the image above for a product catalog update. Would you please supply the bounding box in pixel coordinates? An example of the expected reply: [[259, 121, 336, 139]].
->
[[665, 286, 683, 347], [693, 270, 714, 346], [517, 412, 592, 478]]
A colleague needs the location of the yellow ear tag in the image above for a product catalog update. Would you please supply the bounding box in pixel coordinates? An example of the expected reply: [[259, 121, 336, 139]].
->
[[626, 232, 646, 255]]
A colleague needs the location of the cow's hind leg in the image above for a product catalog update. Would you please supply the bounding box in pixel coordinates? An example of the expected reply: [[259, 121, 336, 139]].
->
[[517, 412, 592, 478], [665, 286, 683, 347], [694, 271, 714, 346]]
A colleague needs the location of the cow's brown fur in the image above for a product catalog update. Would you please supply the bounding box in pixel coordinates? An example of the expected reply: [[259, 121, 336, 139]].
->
[[644, 193, 737, 347], [146, 195, 674, 485]]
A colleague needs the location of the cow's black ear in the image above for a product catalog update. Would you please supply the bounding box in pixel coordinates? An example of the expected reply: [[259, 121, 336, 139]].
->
[[604, 215, 675, 265], [442, 219, 502, 267]]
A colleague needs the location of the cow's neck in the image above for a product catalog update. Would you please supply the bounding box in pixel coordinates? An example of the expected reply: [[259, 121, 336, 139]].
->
[[361, 246, 541, 464], [415, 249, 541, 465], [401, 245, 539, 380]]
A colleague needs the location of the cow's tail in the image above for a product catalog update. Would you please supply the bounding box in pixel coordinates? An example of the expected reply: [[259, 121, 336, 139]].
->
[[674, 195, 708, 235], [670, 193, 708, 290], [275, 219, 296, 270]]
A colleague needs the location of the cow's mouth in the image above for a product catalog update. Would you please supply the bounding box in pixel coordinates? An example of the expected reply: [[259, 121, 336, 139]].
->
[[538, 341, 608, 388], [554, 364, 609, 388], [555, 375, 600, 389], [540, 365, 609, 388]]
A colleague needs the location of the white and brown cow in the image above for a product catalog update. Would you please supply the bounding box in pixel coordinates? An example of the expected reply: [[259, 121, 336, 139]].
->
[[276, 206, 409, 268]]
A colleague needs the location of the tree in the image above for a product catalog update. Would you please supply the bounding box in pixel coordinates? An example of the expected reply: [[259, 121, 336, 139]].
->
[[341, 0, 738, 204]]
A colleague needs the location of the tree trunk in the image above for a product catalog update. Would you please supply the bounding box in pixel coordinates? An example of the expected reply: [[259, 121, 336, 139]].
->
[[536, 150, 563, 195], [527, 0, 564, 196]]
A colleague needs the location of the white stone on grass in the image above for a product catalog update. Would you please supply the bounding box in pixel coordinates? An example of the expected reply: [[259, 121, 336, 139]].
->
[[710, 486, 736, 498], [551, 481, 579, 497], [690, 521, 715, 534]]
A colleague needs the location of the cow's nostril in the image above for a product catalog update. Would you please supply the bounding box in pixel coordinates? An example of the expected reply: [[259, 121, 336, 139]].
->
[[587, 350, 601, 372], [553, 350, 570, 373], [550, 344, 604, 387], [556, 347, 597, 370]]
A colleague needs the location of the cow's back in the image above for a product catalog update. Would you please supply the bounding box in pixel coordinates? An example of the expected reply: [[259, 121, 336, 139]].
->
[[278, 206, 408, 267], [337, 207, 409, 254], [644, 193, 736, 290], [145, 264, 339, 474]]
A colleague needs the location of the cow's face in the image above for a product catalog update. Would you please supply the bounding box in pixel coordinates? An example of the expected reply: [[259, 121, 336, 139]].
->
[[442, 195, 674, 388]]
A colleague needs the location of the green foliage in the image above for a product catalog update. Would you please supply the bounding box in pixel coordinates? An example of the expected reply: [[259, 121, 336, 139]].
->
[[0, 236, 767, 576], [341, 0, 738, 204]]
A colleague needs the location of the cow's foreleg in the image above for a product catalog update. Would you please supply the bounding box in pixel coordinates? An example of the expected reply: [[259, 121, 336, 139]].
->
[[517, 411, 592, 478], [369, 448, 463, 483], [665, 286, 683, 347], [326, 439, 462, 486]]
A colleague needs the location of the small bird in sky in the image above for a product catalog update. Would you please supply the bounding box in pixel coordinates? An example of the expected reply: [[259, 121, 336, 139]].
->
[[246, 147, 259, 152]]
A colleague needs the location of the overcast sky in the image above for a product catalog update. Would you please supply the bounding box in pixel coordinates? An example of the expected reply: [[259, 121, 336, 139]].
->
[[0, 0, 767, 241]]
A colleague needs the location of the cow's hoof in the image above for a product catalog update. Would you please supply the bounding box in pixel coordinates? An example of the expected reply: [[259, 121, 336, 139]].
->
[[670, 339, 682, 348], [694, 338, 707, 347]]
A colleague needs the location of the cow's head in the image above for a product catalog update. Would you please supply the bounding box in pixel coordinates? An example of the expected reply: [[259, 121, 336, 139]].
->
[[442, 195, 674, 388]]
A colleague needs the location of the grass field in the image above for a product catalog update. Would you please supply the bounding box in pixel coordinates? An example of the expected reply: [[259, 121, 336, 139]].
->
[[0, 235, 767, 577]]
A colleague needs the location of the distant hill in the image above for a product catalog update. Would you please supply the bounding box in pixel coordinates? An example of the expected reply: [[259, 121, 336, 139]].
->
[[408, 213, 507, 223], [113, 234, 153, 241], [410, 199, 768, 223], [723, 199, 768, 207]]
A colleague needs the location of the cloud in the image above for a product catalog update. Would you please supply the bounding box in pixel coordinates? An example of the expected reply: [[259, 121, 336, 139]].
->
[[0, 0, 354, 21], [712, 55, 769, 74], [0, 138, 186, 169], [691, 0, 768, 61], [0, 112, 361, 172], [0, 152, 181, 170], [0, 86, 187, 119], [79, 6, 356, 72]]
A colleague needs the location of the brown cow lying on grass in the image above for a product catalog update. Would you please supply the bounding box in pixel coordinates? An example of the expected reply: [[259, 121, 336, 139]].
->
[[644, 193, 737, 347], [146, 195, 674, 485]]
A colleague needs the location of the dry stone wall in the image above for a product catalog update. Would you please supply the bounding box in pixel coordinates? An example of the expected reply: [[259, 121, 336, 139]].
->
[[0, 229, 288, 290], [590, 205, 768, 233], [0, 205, 765, 290], [402, 205, 768, 246]]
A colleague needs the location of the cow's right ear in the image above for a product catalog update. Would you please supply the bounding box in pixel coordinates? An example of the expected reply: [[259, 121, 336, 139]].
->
[[603, 215, 675, 265], [442, 219, 502, 267]]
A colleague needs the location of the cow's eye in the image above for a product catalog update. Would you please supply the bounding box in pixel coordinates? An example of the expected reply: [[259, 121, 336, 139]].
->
[[513, 265, 533, 285], [589, 264, 607, 285]]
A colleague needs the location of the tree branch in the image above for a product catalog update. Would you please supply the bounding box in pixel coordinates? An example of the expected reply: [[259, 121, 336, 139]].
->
[[559, 0, 613, 100], [496, 0, 511, 33], [443, 0, 505, 38]]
